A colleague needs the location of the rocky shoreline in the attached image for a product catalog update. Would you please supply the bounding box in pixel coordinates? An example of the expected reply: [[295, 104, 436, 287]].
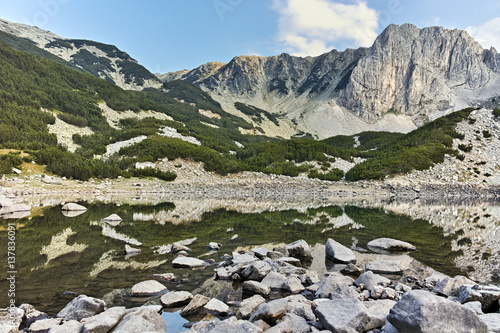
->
[[2, 238, 499, 333]]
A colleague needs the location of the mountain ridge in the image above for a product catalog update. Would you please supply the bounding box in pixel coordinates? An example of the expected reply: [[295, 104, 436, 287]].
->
[[161, 23, 500, 138]]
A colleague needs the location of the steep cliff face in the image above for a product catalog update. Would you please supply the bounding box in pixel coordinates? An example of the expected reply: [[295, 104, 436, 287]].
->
[[162, 24, 500, 137], [338, 24, 499, 122]]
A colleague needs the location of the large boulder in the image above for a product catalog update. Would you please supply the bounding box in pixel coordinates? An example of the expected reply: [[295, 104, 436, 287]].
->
[[110, 307, 166, 333], [130, 280, 167, 297], [314, 298, 369, 332], [57, 295, 105, 321], [285, 240, 313, 262], [160, 291, 193, 308], [267, 313, 310, 333], [367, 238, 416, 252], [0, 196, 13, 207], [325, 238, 356, 264], [387, 290, 488, 333], [364, 299, 397, 331], [80, 306, 126, 333]]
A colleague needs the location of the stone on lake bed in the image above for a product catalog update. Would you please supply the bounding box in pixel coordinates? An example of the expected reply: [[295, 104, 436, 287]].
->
[[367, 238, 416, 252], [61, 203, 87, 211], [130, 280, 167, 297], [149, 272, 175, 282], [172, 257, 208, 268]]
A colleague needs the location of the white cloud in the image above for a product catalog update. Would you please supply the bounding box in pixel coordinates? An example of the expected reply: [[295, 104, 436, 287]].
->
[[467, 17, 500, 51], [272, 0, 378, 56]]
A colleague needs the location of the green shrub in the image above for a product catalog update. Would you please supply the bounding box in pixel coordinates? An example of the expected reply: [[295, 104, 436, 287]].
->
[[493, 109, 500, 117], [458, 144, 473, 152], [0, 154, 23, 174], [58, 113, 88, 127], [133, 167, 177, 181], [482, 130, 492, 138]]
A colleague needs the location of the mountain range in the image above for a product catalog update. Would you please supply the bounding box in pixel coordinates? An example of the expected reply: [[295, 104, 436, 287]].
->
[[1, 18, 499, 139]]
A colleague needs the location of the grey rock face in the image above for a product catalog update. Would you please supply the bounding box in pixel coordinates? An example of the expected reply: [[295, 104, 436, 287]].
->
[[129, 280, 167, 297], [367, 238, 416, 252], [56, 295, 105, 321], [387, 290, 488, 333], [110, 307, 165, 333], [314, 298, 369, 333], [325, 238, 356, 264], [81, 306, 126, 333], [160, 291, 193, 308], [338, 24, 497, 121], [180, 294, 210, 317]]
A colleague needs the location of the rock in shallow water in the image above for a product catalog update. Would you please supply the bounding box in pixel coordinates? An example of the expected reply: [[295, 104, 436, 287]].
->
[[130, 280, 167, 297], [325, 238, 356, 264], [160, 291, 193, 308], [180, 294, 211, 317], [172, 257, 208, 268], [367, 238, 416, 252], [111, 307, 166, 333], [80, 306, 126, 333]]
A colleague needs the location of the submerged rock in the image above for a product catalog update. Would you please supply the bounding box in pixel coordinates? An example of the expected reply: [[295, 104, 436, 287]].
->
[[367, 238, 416, 252], [172, 257, 208, 268]]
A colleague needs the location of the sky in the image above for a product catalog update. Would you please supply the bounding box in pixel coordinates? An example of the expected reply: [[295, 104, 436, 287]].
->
[[1, 0, 500, 73]]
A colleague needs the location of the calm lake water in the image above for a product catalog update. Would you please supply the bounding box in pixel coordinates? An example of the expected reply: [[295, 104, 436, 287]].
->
[[0, 197, 498, 331]]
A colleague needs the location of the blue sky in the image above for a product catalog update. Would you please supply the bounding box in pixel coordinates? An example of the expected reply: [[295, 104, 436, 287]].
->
[[1, 0, 499, 73]]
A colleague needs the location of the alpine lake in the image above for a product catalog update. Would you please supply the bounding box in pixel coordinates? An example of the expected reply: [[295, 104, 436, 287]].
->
[[0, 195, 499, 332]]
